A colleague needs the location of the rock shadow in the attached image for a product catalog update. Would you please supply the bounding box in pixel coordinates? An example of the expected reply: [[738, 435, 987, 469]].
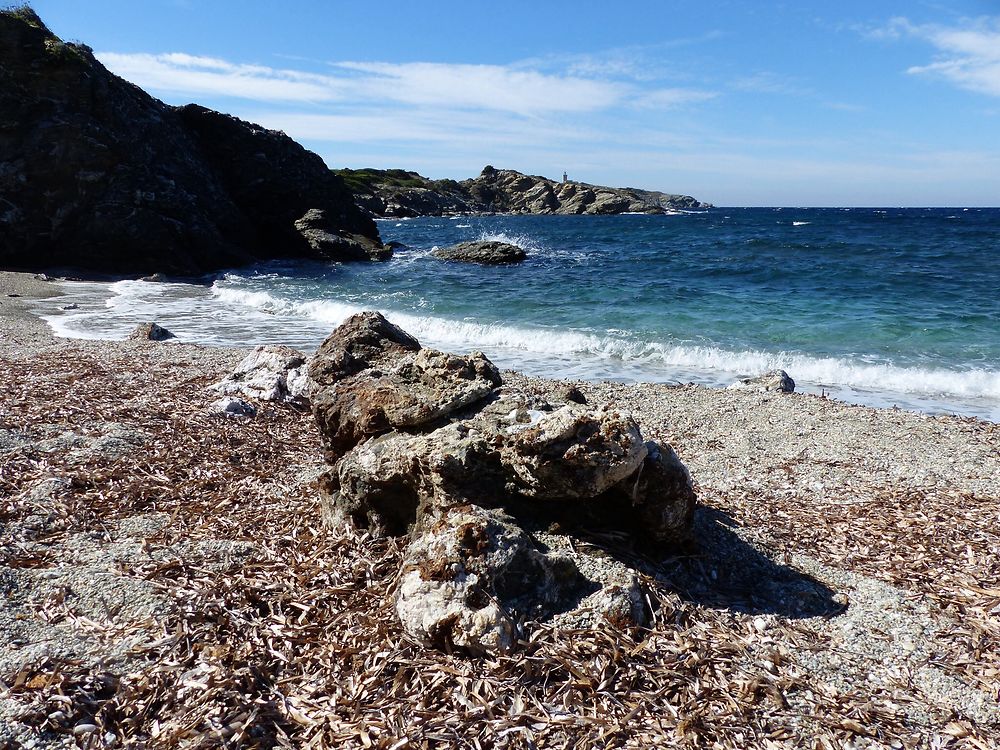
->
[[550, 506, 845, 620]]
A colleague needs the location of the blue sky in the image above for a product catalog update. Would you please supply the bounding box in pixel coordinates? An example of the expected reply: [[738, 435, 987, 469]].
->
[[26, 0, 1000, 206]]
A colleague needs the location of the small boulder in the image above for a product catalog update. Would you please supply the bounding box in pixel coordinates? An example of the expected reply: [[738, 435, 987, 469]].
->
[[208, 397, 256, 418], [729, 369, 795, 393], [128, 322, 175, 341], [396, 504, 584, 655], [139, 272, 168, 282], [309, 312, 501, 457], [431, 240, 527, 265], [210, 345, 309, 404]]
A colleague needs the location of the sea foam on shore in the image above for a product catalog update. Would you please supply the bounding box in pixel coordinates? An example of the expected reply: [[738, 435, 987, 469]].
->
[[35, 275, 1000, 422]]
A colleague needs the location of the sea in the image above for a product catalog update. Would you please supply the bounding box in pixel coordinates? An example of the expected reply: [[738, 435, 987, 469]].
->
[[38, 207, 1000, 422]]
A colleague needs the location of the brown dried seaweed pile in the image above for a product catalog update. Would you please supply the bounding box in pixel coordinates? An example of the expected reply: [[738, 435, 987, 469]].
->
[[2, 341, 998, 749]]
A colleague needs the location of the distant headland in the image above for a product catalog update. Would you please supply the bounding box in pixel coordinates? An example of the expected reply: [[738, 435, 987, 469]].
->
[[334, 165, 711, 218]]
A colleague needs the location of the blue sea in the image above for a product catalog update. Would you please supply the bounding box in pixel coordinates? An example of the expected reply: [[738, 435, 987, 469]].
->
[[40, 208, 1000, 421]]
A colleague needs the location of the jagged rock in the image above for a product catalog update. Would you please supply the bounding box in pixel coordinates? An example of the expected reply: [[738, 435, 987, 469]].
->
[[208, 396, 256, 418], [210, 345, 309, 404], [431, 240, 527, 265], [396, 504, 584, 655], [128, 323, 175, 341], [0, 9, 383, 275], [610, 441, 697, 545], [309, 312, 501, 457], [309, 310, 420, 388], [495, 403, 647, 500], [294, 209, 391, 261], [309, 312, 697, 655], [140, 273, 168, 282], [561, 385, 587, 404], [729, 369, 796, 393]]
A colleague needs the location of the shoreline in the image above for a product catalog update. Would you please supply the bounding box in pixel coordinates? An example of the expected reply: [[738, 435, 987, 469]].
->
[[3, 268, 999, 745], [25, 270, 1000, 424]]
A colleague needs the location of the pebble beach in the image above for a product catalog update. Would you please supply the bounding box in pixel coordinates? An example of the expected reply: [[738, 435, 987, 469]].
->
[[2, 269, 999, 748]]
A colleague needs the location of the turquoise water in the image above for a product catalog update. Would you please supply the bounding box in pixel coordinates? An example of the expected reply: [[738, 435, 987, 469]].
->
[[42, 208, 1000, 420]]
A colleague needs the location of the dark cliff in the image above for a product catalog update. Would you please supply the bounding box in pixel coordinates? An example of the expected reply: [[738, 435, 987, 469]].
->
[[335, 165, 712, 218], [0, 8, 385, 276]]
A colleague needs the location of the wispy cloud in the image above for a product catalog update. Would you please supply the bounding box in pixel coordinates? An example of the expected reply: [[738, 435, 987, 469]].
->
[[97, 52, 342, 102], [634, 88, 717, 109], [96, 51, 717, 117], [875, 16, 1000, 97], [731, 71, 810, 96], [330, 61, 622, 114]]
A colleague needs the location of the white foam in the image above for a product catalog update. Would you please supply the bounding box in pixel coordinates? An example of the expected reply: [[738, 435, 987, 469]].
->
[[792, 221, 810, 226], [209, 285, 1000, 403], [37, 279, 1000, 421], [475, 231, 538, 251]]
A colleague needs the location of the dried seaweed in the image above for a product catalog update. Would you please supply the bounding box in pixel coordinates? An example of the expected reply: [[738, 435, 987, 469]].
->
[[2, 342, 998, 749]]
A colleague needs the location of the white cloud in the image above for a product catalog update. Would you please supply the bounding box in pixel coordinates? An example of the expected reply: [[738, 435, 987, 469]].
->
[[96, 52, 342, 102], [731, 71, 810, 96], [333, 61, 624, 114], [635, 87, 717, 109], [880, 16, 1000, 97], [96, 50, 717, 118]]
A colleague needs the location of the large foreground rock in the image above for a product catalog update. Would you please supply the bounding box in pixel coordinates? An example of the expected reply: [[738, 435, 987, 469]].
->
[[310, 312, 696, 654], [0, 9, 385, 275]]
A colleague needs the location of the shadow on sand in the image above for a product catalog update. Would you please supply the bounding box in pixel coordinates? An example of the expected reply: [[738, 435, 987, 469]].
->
[[579, 506, 846, 619]]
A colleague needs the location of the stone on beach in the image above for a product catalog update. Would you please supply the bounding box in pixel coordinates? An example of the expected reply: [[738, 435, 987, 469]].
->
[[210, 345, 310, 405], [128, 322, 176, 341], [309, 311, 696, 654], [729, 369, 796, 393], [208, 396, 257, 418], [308, 311, 501, 458]]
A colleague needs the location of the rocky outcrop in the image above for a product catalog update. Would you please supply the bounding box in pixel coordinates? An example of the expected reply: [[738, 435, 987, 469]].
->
[[309, 312, 696, 655], [729, 369, 796, 394], [431, 240, 527, 265], [336, 165, 711, 218], [0, 9, 385, 276]]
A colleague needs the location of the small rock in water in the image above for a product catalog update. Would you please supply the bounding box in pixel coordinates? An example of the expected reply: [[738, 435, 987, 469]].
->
[[61, 303, 79, 310], [139, 272, 168, 282], [729, 369, 795, 393], [128, 322, 176, 341], [431, 240, 526, 265]]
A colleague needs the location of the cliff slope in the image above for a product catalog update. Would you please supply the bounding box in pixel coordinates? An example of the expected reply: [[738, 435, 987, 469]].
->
[[0, 9, 384, 276]]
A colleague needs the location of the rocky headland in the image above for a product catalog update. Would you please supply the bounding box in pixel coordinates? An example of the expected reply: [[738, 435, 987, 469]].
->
[[0, 8, 386, 277], [335, 165, 712, 218]]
